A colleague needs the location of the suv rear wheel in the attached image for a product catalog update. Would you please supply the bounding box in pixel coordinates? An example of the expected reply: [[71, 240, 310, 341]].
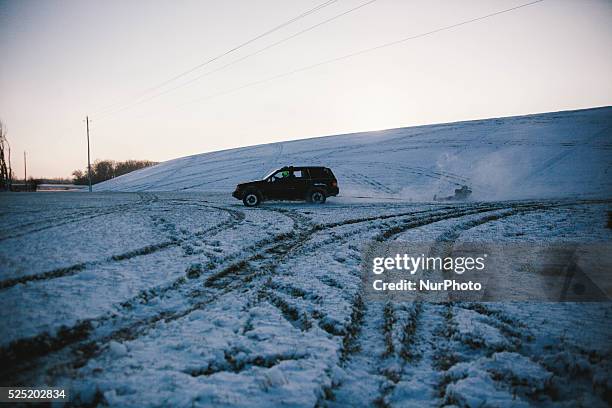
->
[[243, 191, 261, 207], [308, 189, 326, 204]]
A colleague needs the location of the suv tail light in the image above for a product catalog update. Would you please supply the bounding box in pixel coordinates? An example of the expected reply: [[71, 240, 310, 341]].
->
[[331, 181, 337, 187]]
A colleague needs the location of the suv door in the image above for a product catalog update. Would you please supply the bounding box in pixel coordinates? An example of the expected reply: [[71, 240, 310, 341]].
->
[[266, 170, 294, 200], [290, 169, 310, 199]]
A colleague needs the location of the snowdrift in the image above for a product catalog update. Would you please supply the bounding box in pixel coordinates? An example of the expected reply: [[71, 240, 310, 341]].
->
[[95, 107, 612, 200]]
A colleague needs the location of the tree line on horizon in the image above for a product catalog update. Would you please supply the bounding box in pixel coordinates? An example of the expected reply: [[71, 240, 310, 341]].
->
[[72, 159, 158, 185]]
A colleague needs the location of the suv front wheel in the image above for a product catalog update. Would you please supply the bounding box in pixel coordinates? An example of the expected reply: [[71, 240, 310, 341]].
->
[[308, 189, 326, 204], [243, 190, 261, 207]]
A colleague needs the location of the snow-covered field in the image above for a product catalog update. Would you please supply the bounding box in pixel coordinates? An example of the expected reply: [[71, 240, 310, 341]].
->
[[1, 107, 611, 407]]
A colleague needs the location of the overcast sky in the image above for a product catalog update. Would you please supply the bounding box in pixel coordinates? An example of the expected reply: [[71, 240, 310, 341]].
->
[[1, 0, 611, 178]]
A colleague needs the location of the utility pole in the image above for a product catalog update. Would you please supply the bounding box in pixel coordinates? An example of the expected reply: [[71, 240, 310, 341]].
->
[[23, 151, 27, 184], [86, 116, 92, 192], [7, 143, 11, 189]]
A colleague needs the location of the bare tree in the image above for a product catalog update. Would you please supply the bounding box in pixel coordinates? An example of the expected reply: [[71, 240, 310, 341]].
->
[[0, 120, 11, 191]]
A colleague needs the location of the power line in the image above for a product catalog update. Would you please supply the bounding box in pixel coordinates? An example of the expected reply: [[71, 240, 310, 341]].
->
[[97, 0, 545, 126], [95, 0, 378, 121], [179, 0, 545, 108], [92, 0, 340, 117]]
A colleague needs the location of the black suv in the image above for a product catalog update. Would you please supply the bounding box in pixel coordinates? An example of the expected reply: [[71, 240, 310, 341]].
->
[[232, 166, 339, 207]]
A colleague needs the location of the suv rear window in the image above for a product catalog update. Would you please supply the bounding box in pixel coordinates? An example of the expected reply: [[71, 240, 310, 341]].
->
[[309, 167, 333, 179]]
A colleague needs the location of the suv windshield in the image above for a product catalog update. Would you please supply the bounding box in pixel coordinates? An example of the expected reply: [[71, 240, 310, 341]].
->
[[262, 169, 280, 180], [271, 170, 293, 181]]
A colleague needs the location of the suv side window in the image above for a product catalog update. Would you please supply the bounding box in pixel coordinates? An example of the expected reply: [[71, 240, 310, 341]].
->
[[309, 168, 328, 179], [270, 169, 305, 182]]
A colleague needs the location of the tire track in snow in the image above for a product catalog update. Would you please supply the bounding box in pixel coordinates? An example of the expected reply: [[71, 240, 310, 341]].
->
[[345, 171, 396, 195], [322, 201, 575, 407], [1, 207, 113, 237], [527, 125, 612, 182], [0, 206, 465, 384], [0, 206, 310, 380], [1, 206, 313, 383], [0, 201, 244, 290], [6, 200, 606, 389], [322, 204, 509, 406], [0, 241, 178, 290], [246, 207, 481, 332], [0, 206, 127, 242], [378, 206, 548, 407], [0, 193, 155, 241], [373, 201, 603, 406], [428, 205, 610, 406], [173, 207, 478, 385]]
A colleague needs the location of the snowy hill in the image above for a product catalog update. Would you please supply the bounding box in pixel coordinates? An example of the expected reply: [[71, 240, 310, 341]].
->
[[96, 107, 612, 200]]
